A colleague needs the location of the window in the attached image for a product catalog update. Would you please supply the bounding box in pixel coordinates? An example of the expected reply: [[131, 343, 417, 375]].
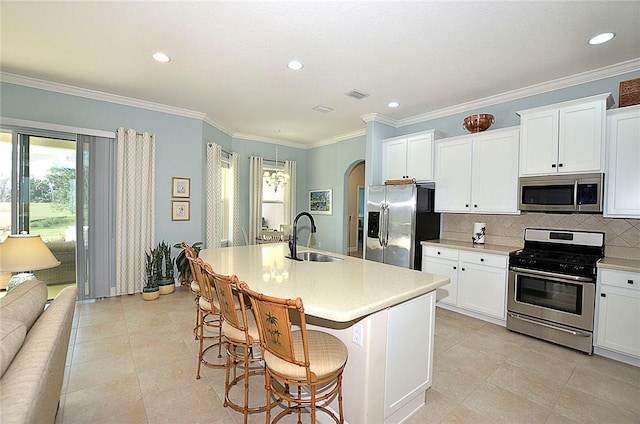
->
[[221, 157, 233, 244], [261, 166, 285, 230], [0, 131, 12, 242]]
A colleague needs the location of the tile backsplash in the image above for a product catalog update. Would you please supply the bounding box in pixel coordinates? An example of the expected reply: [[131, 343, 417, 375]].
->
[[442, 213, 640, 260]]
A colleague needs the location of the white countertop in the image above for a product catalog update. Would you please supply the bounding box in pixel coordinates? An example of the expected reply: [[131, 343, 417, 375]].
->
[[200, 243, 449, 323], [598, 257, 640, 273], [421, 239, 518, 256]]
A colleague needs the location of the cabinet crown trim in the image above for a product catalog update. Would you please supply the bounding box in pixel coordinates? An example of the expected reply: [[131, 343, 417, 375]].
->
[[516, 93, 613, 116]]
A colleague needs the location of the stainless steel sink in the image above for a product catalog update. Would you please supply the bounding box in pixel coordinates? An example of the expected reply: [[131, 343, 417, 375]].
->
[[296, 251, 344, 262]]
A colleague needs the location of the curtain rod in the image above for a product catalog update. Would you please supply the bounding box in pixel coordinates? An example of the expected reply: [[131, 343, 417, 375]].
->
[[207, 143, 231, 156], [263, 158, 289, 165]]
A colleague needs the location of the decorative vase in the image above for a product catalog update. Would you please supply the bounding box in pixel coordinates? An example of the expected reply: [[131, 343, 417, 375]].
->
[[142, 287, 160, 301], [463, 114, 494, 133], [157, 279, 175, 295]]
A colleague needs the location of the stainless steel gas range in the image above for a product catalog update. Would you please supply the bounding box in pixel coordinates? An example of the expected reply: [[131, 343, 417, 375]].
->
[[507, 228, 605, 354]]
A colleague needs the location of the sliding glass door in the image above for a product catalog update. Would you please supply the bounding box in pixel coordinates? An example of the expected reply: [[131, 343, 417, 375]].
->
[[1, 127, 114, 300]]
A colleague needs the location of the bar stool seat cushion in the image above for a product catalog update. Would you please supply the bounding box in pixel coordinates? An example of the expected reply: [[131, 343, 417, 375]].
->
[[198, 295, 220, 312], [222, 310, 260, 342], [190, 280, 200, 294], [263, 330, 347, 380]]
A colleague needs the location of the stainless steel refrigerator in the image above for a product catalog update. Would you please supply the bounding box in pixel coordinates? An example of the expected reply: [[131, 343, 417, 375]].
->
[[365, 184, 440, 270]]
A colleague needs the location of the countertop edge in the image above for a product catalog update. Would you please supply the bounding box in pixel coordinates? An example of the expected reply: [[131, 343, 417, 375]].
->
[[304, 275, 450, 322], [421, 239, 518, 256]]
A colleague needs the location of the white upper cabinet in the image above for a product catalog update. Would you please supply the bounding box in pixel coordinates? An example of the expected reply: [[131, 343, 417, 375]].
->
[[604, 105, 640, 218], [434, 127, 520, 214], [382, 130, 447, 182], [434, 137, 472, 212], [518, 93, 613, 176]]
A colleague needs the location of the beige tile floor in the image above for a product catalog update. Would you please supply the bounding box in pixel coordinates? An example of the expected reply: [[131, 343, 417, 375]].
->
[[57, 286, 640, 424]]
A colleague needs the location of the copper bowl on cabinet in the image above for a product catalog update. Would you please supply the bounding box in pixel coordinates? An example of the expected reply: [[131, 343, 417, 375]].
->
[[463, 114, 494, 133]]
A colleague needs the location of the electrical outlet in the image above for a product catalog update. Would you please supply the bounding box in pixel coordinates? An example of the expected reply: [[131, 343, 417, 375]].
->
[[352, 323, 363, 346]]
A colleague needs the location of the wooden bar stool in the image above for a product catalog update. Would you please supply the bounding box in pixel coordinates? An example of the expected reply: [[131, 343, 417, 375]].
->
[[189, 256, 225, 378], [203, 265, 275, 423], [239, 282, 348, 424], [181, 242, 201, 339]]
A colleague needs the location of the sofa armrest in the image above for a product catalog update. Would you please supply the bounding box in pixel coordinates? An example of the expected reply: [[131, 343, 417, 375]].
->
[[0, 285, 77, 424]]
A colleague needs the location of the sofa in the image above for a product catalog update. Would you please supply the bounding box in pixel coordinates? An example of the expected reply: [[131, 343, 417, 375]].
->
[[0, 280, 77, 424]]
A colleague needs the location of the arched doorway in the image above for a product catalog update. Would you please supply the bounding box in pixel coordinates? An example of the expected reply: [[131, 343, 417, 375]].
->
[[346, 160, 365, 257]]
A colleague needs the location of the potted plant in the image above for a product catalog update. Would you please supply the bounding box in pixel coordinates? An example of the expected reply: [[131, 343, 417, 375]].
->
[[142, 252, 159, 301], [173, 241, 203, 285], [155, 241, 175, 295]]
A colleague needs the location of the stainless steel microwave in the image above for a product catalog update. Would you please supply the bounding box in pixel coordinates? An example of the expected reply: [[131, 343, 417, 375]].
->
[[519, 173, 604, 213]]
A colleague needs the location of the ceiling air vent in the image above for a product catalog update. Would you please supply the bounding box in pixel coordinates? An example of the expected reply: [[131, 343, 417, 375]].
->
[[345, 89, 369, 100], [313, 105, 334, 113]]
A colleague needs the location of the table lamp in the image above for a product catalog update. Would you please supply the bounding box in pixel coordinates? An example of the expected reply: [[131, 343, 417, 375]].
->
[[0, 233, 61, 291]]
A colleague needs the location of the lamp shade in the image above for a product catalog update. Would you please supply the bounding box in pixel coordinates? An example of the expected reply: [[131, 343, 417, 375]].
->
[[0, 234, 61, 272]]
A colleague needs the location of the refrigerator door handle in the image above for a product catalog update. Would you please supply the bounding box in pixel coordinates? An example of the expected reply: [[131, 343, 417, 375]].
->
[[377, 205, 385, 247], [383, 203, 390, 247]]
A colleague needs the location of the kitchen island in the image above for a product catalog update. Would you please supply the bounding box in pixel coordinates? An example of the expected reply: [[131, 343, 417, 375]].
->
[[200, 243, 450, 424]]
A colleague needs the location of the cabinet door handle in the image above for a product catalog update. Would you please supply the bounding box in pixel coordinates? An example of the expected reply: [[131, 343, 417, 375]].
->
[[465, 204, 469, 208], [474, 204, 478, 208], [461, 267, 465, 271], [437, 251, 441, 255], [558, 163, 563, 167], [601, 293, 607, 297], [629, 280, 635, 285], [453, 266, 457, 270], [480, 258, 484, 262], [551, 164, 557, 168]]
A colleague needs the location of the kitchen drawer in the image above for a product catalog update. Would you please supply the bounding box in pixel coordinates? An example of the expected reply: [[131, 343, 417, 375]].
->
[[599, 269, 640, 291], [424, 246, 459, 261], [460, 251, 507, 268]]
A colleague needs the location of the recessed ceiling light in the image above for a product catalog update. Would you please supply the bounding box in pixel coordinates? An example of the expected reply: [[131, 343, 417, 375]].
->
[[388, 101, 400, 108], [152, 52, 171, 63], [287, 60, 303, 70], [588, 32, 615, 45]]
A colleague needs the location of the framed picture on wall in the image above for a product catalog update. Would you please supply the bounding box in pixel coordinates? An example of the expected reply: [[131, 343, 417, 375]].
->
[[171, 200, 190, 221], [172, 177, 190, 198], [309, 189, 332, 215]]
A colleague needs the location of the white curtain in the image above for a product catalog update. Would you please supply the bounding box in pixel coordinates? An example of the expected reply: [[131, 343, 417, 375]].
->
[[206, 143, 223, 249], [284, 160, 297, 225], [249, 156, 264, 244], [230, 152, 241, 246], [115, 128, 155, 295]]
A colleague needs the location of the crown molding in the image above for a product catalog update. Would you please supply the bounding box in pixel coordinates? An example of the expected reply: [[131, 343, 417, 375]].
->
[[4, 58, 639, 146], [0, 72, 208, 121], [307, 128, 367, 149], [361, 113, 398, 127], [203, 116, 234, 137], [232, 132, 308, 150], [398, 58, 640, 127]]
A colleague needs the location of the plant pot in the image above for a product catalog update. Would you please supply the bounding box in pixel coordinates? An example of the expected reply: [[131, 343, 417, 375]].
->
[[142, 287, 160, 301], [157, 279, 175, 295]]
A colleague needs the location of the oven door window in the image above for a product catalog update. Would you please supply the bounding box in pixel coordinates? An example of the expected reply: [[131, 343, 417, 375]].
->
[[521, 184, 574, 206], [515, 274, 582, 315]]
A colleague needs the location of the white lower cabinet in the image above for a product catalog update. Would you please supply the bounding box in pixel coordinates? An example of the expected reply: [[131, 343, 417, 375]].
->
[[422, 246, 459, 306], [596, 269, 640, 360], [458, 252, 508, 319], [423, 246, 508, 322]]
